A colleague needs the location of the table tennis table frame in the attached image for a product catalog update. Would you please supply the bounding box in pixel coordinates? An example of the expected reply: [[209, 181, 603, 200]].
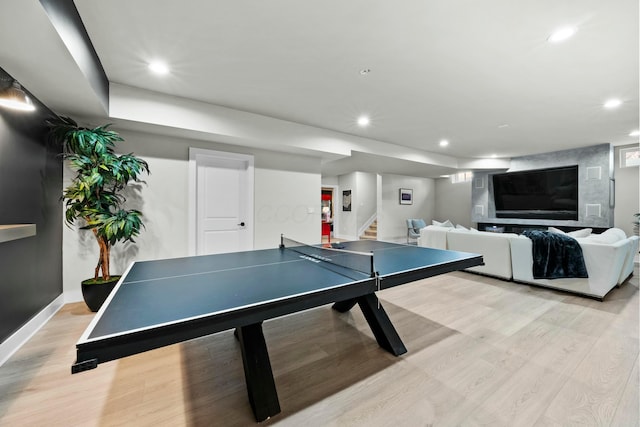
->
[[72, 249, 482, 422]]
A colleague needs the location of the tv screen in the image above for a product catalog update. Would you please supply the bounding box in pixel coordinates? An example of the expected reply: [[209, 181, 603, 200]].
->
[[492, 165, 578, 220]]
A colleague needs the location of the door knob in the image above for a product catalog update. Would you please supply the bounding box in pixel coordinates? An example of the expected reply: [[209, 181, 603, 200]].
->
[[238, 222, 245, 227]]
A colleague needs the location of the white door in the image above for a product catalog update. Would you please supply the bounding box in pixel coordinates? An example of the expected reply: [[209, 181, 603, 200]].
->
[[189, 148, 254, 255]]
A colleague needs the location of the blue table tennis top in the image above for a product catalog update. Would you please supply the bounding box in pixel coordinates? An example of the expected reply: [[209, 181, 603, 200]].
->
[[82, 240, 479, 341]]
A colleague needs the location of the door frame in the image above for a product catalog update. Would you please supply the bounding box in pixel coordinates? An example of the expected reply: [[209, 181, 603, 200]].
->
[[188, 147, 255, 256], [322, 185, 339, 239]]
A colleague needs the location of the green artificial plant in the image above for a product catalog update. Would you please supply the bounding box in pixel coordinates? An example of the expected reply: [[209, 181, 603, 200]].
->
[[49, 116, 150, 282]]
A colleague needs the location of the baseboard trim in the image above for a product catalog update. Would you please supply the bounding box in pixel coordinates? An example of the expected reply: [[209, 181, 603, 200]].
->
[[0, 294, 65, 367]]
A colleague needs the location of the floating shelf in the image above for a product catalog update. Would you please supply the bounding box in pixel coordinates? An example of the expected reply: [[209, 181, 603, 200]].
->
[[0, 224, 36, 243]]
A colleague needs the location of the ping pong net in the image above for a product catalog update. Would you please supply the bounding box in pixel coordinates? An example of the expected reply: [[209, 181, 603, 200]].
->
[[280, 235, 375, 278]]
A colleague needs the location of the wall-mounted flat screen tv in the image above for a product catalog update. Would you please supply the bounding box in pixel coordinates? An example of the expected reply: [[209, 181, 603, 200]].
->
[[492, 165, 578, 220]]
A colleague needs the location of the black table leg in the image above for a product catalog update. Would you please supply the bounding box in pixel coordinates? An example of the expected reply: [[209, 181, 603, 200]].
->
[[332, 293, 407, 356], [237, 323, 281, 421], [357, 293, 407, 356], [332, 298, 358, 312]]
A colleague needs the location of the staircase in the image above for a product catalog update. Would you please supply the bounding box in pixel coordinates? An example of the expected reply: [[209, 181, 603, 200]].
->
[[360, 220, 377, 240]]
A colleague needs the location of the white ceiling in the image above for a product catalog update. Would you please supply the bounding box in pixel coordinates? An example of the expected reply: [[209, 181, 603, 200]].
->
[[1, 0, 638, 177]]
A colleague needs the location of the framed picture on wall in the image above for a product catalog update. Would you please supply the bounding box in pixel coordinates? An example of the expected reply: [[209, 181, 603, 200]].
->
[[399, 188, 413, 205], [342, 190, 352, 211]]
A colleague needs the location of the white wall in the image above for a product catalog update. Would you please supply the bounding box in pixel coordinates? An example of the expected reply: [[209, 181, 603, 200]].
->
[[613, 143, 639, 237], [337, 172, 358, 239], [63, 129, 321, 302], [334, 171, 378, 239], [356, 172, 377, 231], [378, 174, 435, 241], [254, 166, 320, 248], [321, 176, 339, 186], [434, 177, 473, 227]]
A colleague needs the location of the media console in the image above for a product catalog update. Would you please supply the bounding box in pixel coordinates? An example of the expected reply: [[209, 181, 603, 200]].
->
[[478, 222, 609, 234]]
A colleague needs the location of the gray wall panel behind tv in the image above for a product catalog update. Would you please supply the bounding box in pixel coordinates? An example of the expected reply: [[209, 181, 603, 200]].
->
[[472, 143, 613, 228], [0, 69, 63, 344]]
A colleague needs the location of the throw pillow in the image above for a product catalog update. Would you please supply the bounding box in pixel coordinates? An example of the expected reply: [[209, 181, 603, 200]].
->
[[567, 228, 592, 238], [587, 228, 626, 244], [432, 219, 454, 228], [469, 227, 479, 232], [548, 226, 566, 234], [548, 227, 592, 238], [455, 224, 468, 231], [412, 219, 427, 232]]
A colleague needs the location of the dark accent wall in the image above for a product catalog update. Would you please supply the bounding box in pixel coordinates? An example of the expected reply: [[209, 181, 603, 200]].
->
[[0, 69, 62, 344]]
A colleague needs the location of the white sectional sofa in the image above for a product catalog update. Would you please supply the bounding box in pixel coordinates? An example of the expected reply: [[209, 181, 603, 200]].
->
[[620, 233, 640, 284], [510, 229, 636, 300], [418, 225, 517, 280], [418, 224, 639, 300]]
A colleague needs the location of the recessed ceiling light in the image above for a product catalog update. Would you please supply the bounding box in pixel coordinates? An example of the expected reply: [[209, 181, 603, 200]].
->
[[604, 99, 622, 109], [440, 175, 451, 178], [498, 124, 509, 128], [148, 61, 169, 75], [439, 139, 449, 147], [357, 115, 370, 127], [629, 130, 639, 136], [548, 27, 577, 43]]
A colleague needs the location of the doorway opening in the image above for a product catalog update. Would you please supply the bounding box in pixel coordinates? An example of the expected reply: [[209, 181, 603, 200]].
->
[[321, 187, 335, 244]]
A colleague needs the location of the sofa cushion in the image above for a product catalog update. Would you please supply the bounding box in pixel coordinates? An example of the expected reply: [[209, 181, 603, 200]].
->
[[419, 225, 449, 249], [446, 228, 515, 279]]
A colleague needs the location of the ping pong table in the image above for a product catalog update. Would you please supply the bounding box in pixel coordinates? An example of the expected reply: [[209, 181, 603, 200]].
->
[[72, 237, 482, 421]]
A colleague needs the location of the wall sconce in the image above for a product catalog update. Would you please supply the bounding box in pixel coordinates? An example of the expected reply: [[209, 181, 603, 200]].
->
[[0, 79, 36, 112]]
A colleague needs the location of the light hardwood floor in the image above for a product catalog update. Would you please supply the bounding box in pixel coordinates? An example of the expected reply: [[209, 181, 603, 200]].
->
[[1, 267, 638, 426]]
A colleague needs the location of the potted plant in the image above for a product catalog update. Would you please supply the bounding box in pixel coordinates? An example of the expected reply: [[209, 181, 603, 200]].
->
[[49, 116, 150, 311]]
